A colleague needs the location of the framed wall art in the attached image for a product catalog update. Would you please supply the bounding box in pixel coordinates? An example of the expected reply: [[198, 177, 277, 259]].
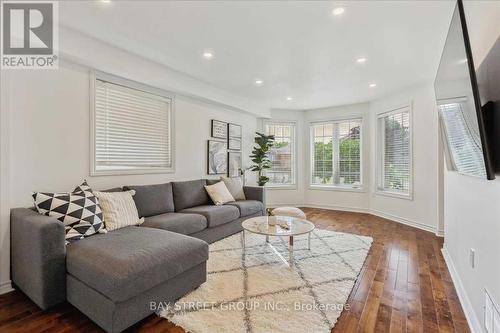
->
[[228, 151, 242, 178], [211, 120, 227, 139], [228, 138, 242, 150], [227, 123, 242, 151], [228, 123, 242, 138], [207, 140, 227, 174]]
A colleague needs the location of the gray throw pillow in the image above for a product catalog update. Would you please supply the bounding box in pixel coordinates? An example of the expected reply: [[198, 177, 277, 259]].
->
[[220, 176, 246, 201]]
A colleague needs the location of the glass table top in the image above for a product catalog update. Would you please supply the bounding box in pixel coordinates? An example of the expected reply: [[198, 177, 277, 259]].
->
[[242, 215, 315, 237]]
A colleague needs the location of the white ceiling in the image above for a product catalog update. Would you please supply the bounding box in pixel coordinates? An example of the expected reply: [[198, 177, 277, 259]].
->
[[59, 0, 457, 110]]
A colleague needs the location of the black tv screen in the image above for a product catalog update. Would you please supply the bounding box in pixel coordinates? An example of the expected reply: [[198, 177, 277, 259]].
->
[[434, 0, 496, 180]]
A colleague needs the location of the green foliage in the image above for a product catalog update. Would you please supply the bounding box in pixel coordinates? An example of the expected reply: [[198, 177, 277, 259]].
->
[[313, 140, 333, 184], [250, 132, 275, 186], [339, 138, 360, 184], [273, 141, 288, 149], [313, 136, 360, 184]]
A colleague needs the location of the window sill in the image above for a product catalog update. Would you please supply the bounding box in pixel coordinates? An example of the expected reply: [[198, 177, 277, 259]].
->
[[308, 185, 365, 193], [266, 185, 297, 190], [374, 190, 413, 200]]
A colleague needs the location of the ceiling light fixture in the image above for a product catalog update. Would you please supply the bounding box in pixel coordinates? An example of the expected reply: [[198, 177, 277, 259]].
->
[[286, 96, 293, 101], [255, 79, 263, 86], [369, 83, 377, 88], [332, 7, 345, 16], [203, 51, 214, 60], [100, 0, 111, 3], [356, 57, 367, 63]]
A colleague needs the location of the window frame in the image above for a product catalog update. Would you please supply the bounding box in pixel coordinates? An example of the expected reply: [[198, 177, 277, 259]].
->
[[90, 70, 176, 176], [308, 116, 364, 191], [375, 104, 413, 200], [263, 120, 298, 189]]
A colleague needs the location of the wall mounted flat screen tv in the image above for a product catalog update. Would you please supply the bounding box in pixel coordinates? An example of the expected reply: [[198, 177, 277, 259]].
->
[[434, 0, 498, 180]]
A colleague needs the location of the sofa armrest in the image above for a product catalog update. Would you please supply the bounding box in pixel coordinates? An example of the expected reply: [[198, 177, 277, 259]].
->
[[11, 208, 66, 309], [243, 186, 266, 204]]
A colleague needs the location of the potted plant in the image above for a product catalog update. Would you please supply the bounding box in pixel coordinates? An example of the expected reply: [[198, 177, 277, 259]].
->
[[250, 132, 275, 186]]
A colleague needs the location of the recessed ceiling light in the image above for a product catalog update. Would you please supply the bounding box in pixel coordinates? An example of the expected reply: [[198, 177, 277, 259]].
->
[[203, 51, 214, 60], [100, 0, 111, 3], [369, 83, 377, 88], [332, 7, 345, 16], [255, 79, 263, 86], [356, 57, 367, 63], [286, 96, 293, 101]]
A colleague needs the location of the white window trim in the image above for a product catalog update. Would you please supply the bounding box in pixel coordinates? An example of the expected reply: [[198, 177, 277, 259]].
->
[[90, 70, 176, 176], [308, 116, 364, 191], [375, 104, 413, 200], [263, 120, 298, 189]]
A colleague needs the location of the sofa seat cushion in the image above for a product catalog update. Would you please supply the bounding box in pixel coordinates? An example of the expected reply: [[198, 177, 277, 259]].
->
[[179, 205, 239, 228], [143, 213, 207, 235], [66, 227, 208, 302], [227, 200, 264, 217]]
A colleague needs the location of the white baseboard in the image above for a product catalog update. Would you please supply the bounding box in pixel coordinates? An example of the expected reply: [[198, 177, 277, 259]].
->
[[435, 228, 445, 237], [441, 246, 482, 333], [302, 203, 370, 214], [0, 280, 13, 295], [369, 208, 436, 234], [267, 202, 438, 235]]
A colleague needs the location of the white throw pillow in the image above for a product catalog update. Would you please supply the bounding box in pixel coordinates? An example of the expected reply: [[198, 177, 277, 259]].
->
[[220, 176, 246, 200], [94, 190, 144, 231], [271, 206, 307, 220], [205, 181, 235, 205]]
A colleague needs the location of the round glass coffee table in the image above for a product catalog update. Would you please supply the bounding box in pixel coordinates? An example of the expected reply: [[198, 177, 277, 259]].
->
[[241, 215, 315, 266]]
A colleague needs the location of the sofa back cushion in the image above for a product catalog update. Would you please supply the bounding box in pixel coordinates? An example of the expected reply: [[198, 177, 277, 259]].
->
[[172, 179, 209, 211], [123, 183, 174, 218]]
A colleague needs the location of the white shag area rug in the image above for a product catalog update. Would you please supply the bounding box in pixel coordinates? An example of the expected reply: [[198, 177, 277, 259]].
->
[[160, 229, 373, 333]]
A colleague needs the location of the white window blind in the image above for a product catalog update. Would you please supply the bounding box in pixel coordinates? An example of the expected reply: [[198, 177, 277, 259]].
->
[[377, 108, 411, 195], [265, 122, 295, 186], [310, 119, 362, 188], [438, 102, 486, 178], [93, 78, 173, 175]]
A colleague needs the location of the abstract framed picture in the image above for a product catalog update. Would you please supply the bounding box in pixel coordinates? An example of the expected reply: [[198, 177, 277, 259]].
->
[[207, 140, 227, 175], [228, 151, 242, 178], [228, 123, 242, 139], [211, 120, 227, 139]]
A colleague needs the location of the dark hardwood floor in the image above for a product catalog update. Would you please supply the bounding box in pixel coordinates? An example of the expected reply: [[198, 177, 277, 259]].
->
[[0, 208, 470, 333]]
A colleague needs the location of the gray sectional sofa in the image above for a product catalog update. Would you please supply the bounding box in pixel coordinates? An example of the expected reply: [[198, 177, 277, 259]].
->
[[10, 179, 265, 333]]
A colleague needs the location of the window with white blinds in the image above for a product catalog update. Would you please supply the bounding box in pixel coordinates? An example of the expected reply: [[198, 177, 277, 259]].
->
[[377, 107, 412, 196], [310, 119, 362, 188], [438, 101, 486, 178], [264, 122, 296, 186], [92, 76, 174, 175]]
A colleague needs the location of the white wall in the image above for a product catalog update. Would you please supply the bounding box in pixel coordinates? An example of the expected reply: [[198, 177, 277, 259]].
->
[[265, 109, 306, 206], [266, 87, 441, 234], [369, 84, 440, 233], [266, 103, 372, 211], [5, 63, 258, 207], [441, 2, 500, 332], [304, 103, 372, 211], [0, 30, 259, 294]]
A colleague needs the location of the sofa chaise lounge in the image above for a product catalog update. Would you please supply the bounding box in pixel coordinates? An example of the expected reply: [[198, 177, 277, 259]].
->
[[10, 179, 265, 333]]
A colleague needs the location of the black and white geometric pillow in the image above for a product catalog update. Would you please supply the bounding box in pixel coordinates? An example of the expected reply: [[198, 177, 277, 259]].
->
[[33, 181, 104, 243]]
